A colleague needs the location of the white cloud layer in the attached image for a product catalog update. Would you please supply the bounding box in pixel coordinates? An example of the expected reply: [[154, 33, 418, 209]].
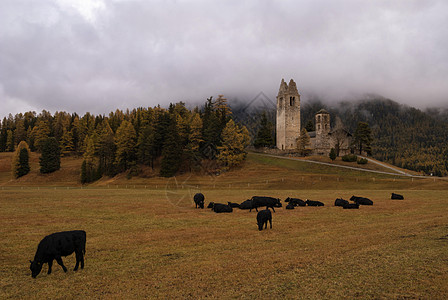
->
[[1, 0, 447, 118]]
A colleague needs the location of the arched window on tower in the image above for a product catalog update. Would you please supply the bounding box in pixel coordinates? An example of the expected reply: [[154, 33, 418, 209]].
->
[[317, 115, 321, 123]]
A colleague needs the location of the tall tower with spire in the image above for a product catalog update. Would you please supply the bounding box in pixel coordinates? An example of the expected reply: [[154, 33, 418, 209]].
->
[[276, 78, 301, 150]]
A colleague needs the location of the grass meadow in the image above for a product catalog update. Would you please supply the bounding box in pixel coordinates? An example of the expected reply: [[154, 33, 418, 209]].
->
[[1, 187, 448, 299], [1, 153, 448, 299]]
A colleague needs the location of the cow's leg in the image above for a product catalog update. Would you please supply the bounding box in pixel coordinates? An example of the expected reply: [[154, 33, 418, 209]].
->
[[264, 221, 267, 229], [55, 257, 68, 272], [269, 218, 272, 229], [47, 260, 53, 274], [74, 252, 80, 271], [271, 206, 275, 213]]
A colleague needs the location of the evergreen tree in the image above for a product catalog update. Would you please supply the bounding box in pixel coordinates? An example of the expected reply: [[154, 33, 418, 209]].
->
[[115, 120, 137, 172], [305, 120, 315, 132], [353, 122, 373, 155], [60, 129, 75, 156], [39, 137, 61, 174], [329, 148, 337, 161], [217, 120, 250, 170], [137, 125, 156, 168], [32, 120, 51, 152], [185, 113, 203, 169], [253, 112, 274, 148], [6, 129, 14, 152], [12, 141, 31, 178], [160, 117, 182, 177], [81, 137, 96, 183], [97, 120, 116, 176], [297, 128, 311, 156]]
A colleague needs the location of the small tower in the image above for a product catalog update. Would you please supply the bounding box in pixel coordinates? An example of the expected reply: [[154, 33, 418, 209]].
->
[[314, 109, 331, 154], [276, 79, 301, 150]]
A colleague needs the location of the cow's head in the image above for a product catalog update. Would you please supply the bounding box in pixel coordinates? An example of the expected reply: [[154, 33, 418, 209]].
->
[[29, 260, 43, 278], [275, 199, 282, 207], [257, 222, 264, 231]]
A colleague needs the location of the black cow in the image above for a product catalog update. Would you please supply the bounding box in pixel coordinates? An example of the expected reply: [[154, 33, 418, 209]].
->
[[228, 202, 240, 208], [210, 203, 233, 213], [334, 198, 349, 207], [30, 230, 86, 278], [350, 195, 373, 205], [285, 203, 295, 210], [391, 193, 404, 200], [343, 203, 359, 209], [256, 209, 272, 231], [239, 200, 253, 210], [207, 202, 214, 209], [250, 196, 282, 212], [305, 199, 324, 206], [194, 193, 205, 208], [285, 197, 306, 207]]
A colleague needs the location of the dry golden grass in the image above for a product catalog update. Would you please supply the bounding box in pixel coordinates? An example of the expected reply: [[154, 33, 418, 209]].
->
[[1, 187, 448, 299]]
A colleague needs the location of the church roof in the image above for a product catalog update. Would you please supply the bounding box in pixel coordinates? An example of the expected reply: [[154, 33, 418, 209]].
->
[[316, 109, 329, 115]]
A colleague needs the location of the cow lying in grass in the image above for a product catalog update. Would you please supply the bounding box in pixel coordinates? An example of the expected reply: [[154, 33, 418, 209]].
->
[[334, 198, 349, 207], [391, 193, 404, 200], [30, 230, 86, 278], [305, 199, 324, 206], [285, 197, 306, 207], [208, 202, 233, 213], [350, 195, 373, 205]]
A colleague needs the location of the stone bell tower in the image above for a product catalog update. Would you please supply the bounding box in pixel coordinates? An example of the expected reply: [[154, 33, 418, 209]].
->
[[276, 78, 301, 150], [314, 109, 331, 154]]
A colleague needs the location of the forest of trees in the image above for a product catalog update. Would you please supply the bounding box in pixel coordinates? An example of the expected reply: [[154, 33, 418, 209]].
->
[[1, 95, 447, 179], [301, 97, 448, 176], [0, 96, 250, 182]]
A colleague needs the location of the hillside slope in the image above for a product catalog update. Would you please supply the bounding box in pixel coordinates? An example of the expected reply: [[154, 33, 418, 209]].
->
[[1, 152, 446, 190]]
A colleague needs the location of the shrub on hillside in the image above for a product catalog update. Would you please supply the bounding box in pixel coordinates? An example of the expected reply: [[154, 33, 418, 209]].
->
[[342, 154, 358, 162], [357, 158, 368, 164]]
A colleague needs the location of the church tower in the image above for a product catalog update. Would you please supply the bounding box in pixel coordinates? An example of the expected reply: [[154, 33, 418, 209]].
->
[[276, 78, 301, 150], [314, 109, 331, 154]]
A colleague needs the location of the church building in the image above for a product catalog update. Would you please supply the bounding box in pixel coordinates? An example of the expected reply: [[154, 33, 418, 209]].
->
[[276, 78, 352, 155]]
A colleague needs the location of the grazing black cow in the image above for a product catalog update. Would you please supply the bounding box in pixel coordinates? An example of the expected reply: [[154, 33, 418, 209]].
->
[[228, 202, 240, 208], [210, 203, 233, 213], [30, 230, 86, 278], [305, 199, 324, 206], [285, 203, 295, 210], [250, 196, 282, 212], [193, 193, 205, 208], [391, 193, 404, 200], [350, 195, 373, 205], [285, 197, 306, 207], [343, 203, 359, 209], [256, 209, 272, 231], [239, 200, 253, 210], [334, 198, 349, 207]]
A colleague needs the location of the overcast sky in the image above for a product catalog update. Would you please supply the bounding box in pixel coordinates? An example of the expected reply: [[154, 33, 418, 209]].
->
[[1, 0, 447, 118]]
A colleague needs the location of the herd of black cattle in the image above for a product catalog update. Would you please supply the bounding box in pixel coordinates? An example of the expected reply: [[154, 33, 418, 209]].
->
[[194, 192, 405, 231], [29, 192, 404, 278]]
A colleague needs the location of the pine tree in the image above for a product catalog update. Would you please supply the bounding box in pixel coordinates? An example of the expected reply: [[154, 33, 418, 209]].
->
[[329, 148, 337, 161], [297, 128, 311, 156], [253, 112, 274, 148], [97, 120, 116, 176], [353, 122, 373, 155], [217, 120, 250, 170], [185, 113, 203, 169], [12, 141, 31, 178], [6, 129, 14, 152], [160, 117, 182, 177], [32, 120, 51, 152], [81, 137, 96, 183], [115, 120, 137, 172], [60, 129, 75, 156], [39, 137, 61, 174]]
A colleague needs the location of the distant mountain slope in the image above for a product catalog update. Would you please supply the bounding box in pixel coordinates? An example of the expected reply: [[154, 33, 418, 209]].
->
[[234, 96, 448, 176]]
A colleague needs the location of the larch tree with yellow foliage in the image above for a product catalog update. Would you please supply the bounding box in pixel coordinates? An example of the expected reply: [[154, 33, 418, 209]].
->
[[217, 119, 250, 171]]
